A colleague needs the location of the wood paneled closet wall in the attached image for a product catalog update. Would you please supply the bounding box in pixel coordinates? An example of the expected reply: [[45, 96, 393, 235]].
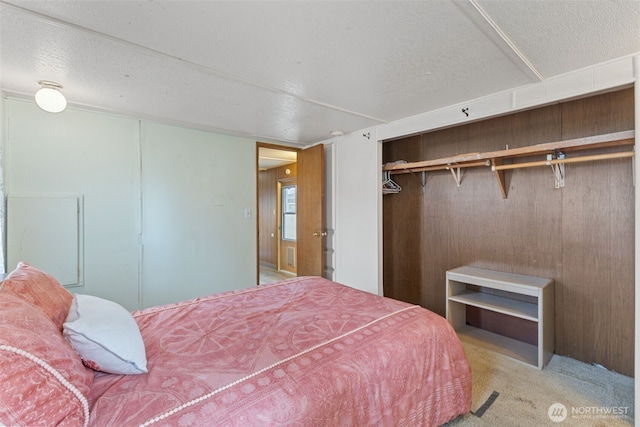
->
[[382, 88, 635, 376]]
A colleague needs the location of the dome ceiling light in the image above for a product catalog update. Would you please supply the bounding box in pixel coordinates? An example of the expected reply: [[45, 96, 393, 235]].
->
[[35, 80, 67, 113]]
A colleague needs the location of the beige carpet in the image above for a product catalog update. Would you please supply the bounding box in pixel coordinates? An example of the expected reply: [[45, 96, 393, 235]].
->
[[445, 342, 633, 426]]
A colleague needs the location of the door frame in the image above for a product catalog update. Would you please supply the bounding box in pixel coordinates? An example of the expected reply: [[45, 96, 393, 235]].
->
[[256, 142, 300, 284]]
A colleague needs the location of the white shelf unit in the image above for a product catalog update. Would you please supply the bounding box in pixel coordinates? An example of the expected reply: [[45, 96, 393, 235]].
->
[[446, 266, 554, 369]]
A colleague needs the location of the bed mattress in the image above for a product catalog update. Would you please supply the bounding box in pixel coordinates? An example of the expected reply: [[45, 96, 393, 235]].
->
[[87, 276, 471, 426]]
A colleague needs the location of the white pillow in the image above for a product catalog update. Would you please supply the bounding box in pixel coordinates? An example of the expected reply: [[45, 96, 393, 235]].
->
[[63, 294, 148, 375]]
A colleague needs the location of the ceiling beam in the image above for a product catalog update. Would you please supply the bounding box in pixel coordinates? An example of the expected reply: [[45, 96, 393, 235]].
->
[[454, 0, 544, 82]]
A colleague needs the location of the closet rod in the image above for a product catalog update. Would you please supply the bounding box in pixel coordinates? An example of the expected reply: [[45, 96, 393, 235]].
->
[[383, 130, 635, 173], [392, 160, 490, 175], [491, 151, 634, 171]]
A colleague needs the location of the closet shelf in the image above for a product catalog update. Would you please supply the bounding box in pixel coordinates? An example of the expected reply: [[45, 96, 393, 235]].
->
[[383, 129, 635, 198]]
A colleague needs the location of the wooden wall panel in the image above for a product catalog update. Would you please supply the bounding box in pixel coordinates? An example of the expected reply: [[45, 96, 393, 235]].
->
[[383, 135, 424, 305], [258, 168, 278, 267], [278, 163, 297, 181], [559, 89, 635, 375], [382, 88, 634, 376]]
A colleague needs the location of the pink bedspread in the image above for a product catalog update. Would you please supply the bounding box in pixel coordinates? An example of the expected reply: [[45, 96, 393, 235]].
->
[[88, 277, 471, 426]]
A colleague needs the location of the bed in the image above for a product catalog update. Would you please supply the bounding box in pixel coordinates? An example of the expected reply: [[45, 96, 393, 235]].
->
[[0, 262, 471, 426]]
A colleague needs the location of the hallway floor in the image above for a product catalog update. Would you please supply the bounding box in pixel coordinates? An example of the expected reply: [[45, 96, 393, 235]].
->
[[259, 265, 296, 285]]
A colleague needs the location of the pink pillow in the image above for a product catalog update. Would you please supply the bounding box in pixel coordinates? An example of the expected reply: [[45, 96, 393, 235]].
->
[[1, 262, 73, 329], [0, 291, 93, 426]]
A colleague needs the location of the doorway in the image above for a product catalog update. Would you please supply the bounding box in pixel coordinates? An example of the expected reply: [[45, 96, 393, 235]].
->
[[256, 142, 326, 285], [257, 143, 298, 284]]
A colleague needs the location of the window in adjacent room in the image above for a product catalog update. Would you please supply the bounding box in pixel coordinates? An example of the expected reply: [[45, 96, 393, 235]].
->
[[282, 185, 296, 241]]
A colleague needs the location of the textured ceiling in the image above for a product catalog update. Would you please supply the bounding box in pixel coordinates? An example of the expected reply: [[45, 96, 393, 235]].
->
[[1, 0, 639, 146]]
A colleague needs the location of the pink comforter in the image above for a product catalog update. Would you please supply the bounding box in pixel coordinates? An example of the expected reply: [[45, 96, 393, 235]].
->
[[88, 277, 471, 426]]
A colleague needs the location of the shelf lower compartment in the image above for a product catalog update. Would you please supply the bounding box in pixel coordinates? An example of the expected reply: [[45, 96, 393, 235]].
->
[[448, 291, 538, 321], [456, 324, 539, 368]]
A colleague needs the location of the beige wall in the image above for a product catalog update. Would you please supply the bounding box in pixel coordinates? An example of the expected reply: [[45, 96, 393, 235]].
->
[[3, 98, 256, 310]]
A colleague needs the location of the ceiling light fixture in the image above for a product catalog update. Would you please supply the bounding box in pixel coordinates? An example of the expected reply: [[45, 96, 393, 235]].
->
[[35, 80, 67, 113]]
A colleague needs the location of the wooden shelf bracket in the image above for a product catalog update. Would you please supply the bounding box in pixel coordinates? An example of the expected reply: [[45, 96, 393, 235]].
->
[[549, 152, 565, 189], [492, 159, 508, 199], [449, 167, 462, 187], [408, 170, 427, 193]]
